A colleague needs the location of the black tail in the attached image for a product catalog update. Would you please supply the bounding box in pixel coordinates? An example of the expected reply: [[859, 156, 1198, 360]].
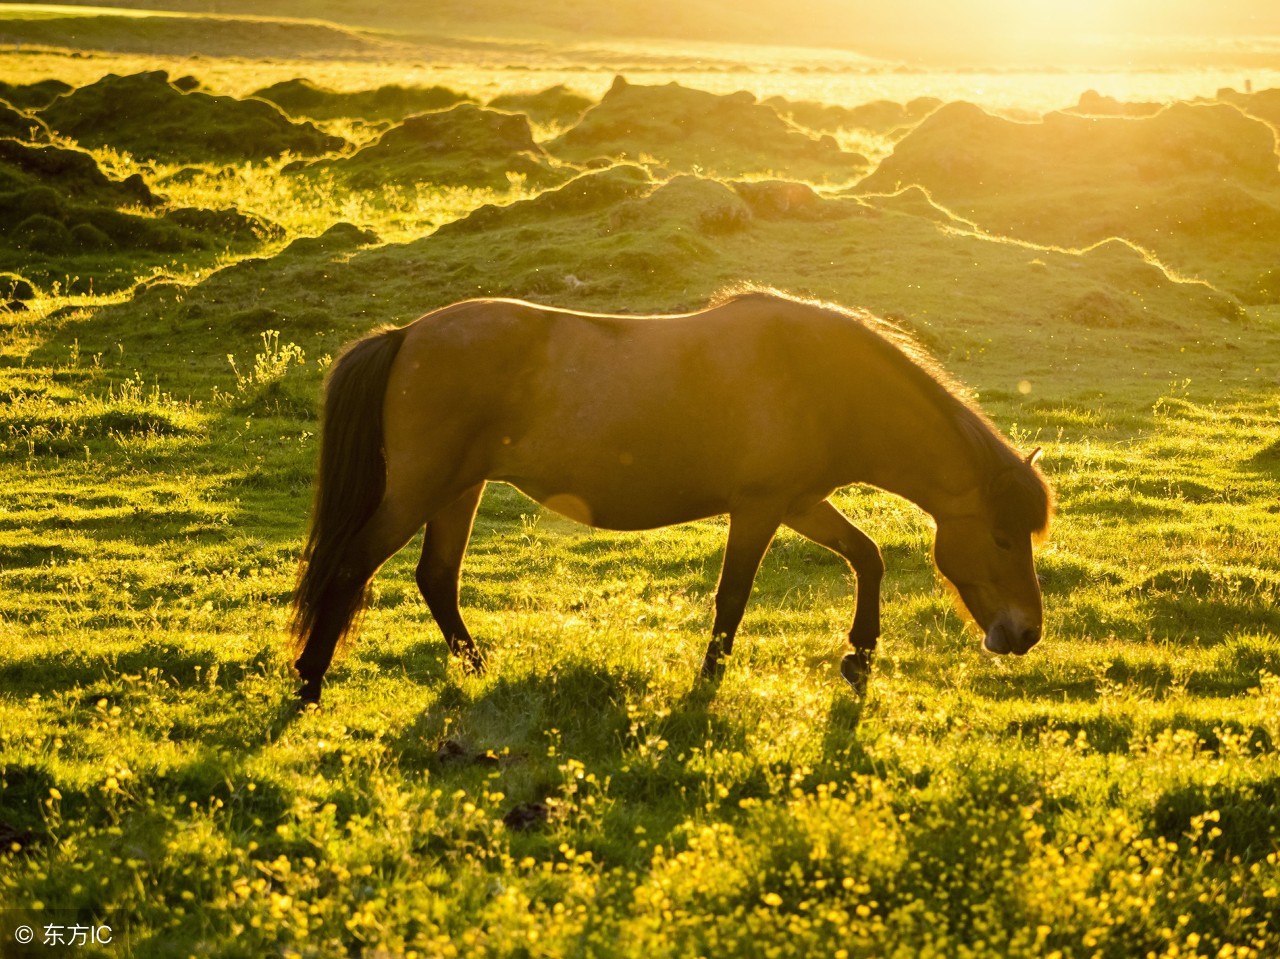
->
[[290, 325, 408, 658]]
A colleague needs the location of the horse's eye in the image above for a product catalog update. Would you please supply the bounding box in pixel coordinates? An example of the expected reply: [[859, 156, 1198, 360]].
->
[[993, 533, 1013, 551]]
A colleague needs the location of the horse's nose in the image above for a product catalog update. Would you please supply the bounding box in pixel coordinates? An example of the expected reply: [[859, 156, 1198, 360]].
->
[[1012, 625, 1041, 655]]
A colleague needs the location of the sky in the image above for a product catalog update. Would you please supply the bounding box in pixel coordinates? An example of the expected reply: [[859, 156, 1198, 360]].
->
[[792, 0, 1280, 63], [22, 0, 1280, 65]]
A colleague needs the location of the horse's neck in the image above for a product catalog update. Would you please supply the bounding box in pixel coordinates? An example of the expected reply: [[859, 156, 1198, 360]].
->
[[852, 383, 989, 520]]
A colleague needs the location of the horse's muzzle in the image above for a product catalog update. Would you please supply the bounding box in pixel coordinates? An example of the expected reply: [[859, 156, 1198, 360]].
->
[[983, 617, 1041, 656]]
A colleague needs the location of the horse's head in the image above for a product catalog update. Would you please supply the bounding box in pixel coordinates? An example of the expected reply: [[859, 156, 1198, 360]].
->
[[931, 449, 1053, 655]]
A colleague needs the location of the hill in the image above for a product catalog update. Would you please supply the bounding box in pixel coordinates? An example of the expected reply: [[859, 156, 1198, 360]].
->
[[857, 100, 1280, 302]]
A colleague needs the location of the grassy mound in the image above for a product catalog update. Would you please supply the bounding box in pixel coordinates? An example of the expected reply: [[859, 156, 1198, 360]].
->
[[290, 104, 564, 189], [41, 71, 346, 163], [857, 184, 977, 228], [488, 85, 595, 125], [278, 221, 379, 257], [731, 179, 858, 220], [165, 206, 284, 243], [249, 78, 473, 121], [1065, 90, 1163, 117], [765, 95, 942, 134], [549, 76, 868, 181], [0, 139, 279, 292], [610, 175, 753, 238], [85, 159, 1238, 374], [858, 101, 1280, 300], [0, 8, 382, 58], [437, 164, 656, 236], [0, 271, 35, 304], [0, 139, 155, 208], [0, 99, 49, 141], [0, 78, 71, 111], [1215, 86, 1280, 131]]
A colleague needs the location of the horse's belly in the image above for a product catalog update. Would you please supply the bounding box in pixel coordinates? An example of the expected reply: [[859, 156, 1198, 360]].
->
[[498, 473, 727, 531]]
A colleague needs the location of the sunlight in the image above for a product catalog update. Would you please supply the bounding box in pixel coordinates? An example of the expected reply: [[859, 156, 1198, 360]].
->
[[5, 0, 1280, 952], [922, 0, 1138, 63], [996, 0, 1130, 39]]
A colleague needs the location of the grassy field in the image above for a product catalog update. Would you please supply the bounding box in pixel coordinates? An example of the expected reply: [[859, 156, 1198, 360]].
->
[[2, 8, 1280, 958]]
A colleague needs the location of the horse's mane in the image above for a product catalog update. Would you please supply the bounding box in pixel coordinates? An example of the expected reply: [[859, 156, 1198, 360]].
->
[[714, 286, 1054, 536]]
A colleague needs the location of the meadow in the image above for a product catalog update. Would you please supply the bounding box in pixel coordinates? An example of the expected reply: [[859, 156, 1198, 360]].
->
[[1, 7, 1280, 958]]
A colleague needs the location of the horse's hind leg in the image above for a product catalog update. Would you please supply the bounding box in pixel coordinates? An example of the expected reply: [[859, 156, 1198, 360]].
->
[[700, 509, 782, 680], [416, 482, 486, 671], [784, 499, 884, 695], [295, 494, 436, 704]]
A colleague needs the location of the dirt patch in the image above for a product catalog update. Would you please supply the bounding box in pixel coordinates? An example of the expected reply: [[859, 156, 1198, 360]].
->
[[41, 71, 345, 162], [249, 78, 473, 121], [765, 95, 942, 134], [488, 85, 594, 125], [291, 104, 562, 189], [549, 76, 867, 181]]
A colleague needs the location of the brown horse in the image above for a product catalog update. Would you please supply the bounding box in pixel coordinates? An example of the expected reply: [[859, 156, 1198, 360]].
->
[[290, 291, 1052, 704]]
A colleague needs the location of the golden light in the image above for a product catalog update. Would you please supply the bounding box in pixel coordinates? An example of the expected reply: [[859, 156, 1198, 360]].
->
[[909, 0, 1140, 64]]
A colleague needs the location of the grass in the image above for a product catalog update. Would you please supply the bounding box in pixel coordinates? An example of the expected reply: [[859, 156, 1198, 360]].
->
[[0, 4, 388, 58], [1, 18, 1280, 959]]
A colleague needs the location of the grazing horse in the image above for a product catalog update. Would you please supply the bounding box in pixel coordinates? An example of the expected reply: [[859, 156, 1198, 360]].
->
[[290, 291, 1052, 704]]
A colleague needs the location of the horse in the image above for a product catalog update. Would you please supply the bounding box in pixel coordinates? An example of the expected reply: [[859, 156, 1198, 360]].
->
[[289, 290, 1053, 704]]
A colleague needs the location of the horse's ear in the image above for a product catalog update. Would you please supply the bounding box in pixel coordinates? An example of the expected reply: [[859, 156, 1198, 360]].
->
[[1025, 447, 1043, 467]]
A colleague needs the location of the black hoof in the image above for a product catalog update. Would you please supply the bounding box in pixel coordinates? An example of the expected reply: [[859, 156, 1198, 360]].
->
[[699, 655, 726, 683], [297, 678, 322, 707], [840, 650, 873, 698], [460, 649, 488, 675]]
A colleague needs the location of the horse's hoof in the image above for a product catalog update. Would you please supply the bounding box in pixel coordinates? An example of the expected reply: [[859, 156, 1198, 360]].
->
[[840, 650, 873, 698], [699, 655, 726, 682], [297, 679, 322, 708], [460, 649, 488, 675]]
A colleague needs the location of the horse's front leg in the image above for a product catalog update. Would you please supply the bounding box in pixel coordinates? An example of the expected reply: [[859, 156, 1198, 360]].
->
[[701, 510, 782, 679], [783, 500, 884, 696]]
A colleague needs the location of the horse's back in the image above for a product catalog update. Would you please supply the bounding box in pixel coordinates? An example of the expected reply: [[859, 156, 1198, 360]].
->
[[382, 294, 867, 529]]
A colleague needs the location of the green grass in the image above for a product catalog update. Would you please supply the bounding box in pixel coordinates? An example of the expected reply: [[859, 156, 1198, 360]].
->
[[1, 30, 1280, 959], [0, 4, 387, 57]]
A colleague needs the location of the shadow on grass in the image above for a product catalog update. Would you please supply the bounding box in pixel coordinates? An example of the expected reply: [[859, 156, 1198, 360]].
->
[[1150, 773, 1280, 863], [0, 641, 220, 696]]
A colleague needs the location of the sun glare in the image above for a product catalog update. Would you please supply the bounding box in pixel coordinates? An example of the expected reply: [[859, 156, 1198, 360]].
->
[[949, 0, 1141, 63], [1000, 0, 1128, 37]]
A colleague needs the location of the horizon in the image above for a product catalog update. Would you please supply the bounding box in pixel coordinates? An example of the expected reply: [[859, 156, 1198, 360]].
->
[[6, 0, 1280, 66]]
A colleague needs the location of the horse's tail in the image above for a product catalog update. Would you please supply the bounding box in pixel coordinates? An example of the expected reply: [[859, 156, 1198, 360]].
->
[[289, 324, 408, 657]]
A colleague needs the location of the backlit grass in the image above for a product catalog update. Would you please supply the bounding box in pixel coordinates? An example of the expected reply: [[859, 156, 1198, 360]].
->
[[1, 19, 1279, 959]]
